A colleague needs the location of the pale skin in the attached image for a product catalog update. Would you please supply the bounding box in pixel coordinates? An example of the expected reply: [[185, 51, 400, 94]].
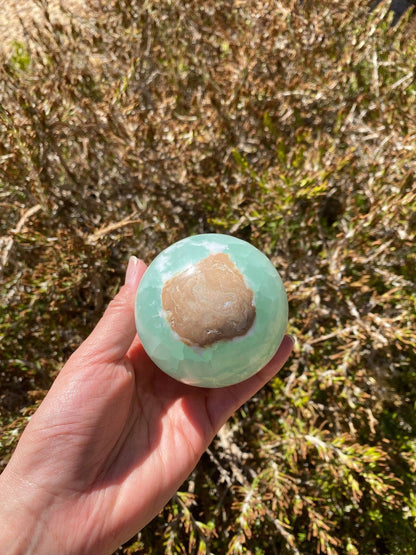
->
[[0, 256, 293, 555]]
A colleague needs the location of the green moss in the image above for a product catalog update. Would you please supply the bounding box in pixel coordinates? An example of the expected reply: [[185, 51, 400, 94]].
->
[[7, 41, 31, 72]]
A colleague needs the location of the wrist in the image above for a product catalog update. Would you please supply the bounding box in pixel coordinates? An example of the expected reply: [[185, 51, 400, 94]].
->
[[0, 467, 61, 554]]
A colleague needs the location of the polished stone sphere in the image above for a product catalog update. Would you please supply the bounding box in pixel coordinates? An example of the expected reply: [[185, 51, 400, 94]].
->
[[135, 234, 288, 388]]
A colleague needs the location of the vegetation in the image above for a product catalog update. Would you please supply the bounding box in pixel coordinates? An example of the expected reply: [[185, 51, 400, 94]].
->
[[1, 0, 416, 552]]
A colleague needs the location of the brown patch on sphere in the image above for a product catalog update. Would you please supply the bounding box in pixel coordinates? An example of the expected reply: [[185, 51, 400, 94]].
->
[[161, 253, 256, 348]]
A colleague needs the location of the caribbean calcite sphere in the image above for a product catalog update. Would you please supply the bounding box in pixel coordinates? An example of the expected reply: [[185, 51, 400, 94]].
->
[[135, 234, 288, 388]]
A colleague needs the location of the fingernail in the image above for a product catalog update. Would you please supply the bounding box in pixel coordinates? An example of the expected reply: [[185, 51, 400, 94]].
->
[[125, 255, 139, 286], [287, 334, 297, 346]]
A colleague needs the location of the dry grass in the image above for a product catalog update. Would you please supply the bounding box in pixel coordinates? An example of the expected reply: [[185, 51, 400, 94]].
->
[[1, 1, 416, 553], [0, 0, 88, 54]]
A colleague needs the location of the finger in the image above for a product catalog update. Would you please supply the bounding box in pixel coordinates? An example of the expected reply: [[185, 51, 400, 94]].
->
[[79, 257, 147, 363], [206, 334, 294, 431]]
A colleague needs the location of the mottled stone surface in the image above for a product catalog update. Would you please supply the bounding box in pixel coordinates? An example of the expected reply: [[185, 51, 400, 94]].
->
[[161, 253, 256, 348], [135, 234, 288, 388]]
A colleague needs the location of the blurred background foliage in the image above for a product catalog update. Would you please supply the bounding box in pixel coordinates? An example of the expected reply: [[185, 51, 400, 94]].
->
[[1, 0, 416, 553]]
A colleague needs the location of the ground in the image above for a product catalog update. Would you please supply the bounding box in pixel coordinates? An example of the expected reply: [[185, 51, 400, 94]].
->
[[0, 0, 87, 54]]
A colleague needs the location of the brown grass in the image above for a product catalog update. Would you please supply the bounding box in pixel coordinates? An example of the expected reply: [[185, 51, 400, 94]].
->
[[1, 1, 416, 553]]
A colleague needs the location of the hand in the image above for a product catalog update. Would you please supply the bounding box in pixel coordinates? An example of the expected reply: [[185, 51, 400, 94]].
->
[[0, 256, 293, 555]]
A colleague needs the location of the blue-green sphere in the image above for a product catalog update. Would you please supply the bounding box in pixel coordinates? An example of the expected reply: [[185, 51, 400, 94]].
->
[[135, 234, 287, 388]]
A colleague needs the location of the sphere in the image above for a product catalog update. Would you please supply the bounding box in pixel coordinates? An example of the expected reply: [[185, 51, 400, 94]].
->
[[135, 234, 288, 388]]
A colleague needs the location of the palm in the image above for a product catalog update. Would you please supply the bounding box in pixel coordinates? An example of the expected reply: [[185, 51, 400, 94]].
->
[[90, 340, 267, 549], [1, 261, 293, 555]]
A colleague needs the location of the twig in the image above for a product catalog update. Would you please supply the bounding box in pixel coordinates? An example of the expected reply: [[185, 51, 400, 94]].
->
[[0, 204, 42, 274], [86, 212, 143, 244]]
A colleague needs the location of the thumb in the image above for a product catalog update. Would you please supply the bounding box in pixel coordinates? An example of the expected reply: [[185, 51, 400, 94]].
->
[[79, 256, 147, 363]]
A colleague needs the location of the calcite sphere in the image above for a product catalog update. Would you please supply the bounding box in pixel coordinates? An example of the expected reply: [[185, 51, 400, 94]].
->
[[135, 234, 288, 388]]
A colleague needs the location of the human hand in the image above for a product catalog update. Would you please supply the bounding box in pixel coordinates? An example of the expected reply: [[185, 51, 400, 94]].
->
[[0, 256, 293, 555]]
